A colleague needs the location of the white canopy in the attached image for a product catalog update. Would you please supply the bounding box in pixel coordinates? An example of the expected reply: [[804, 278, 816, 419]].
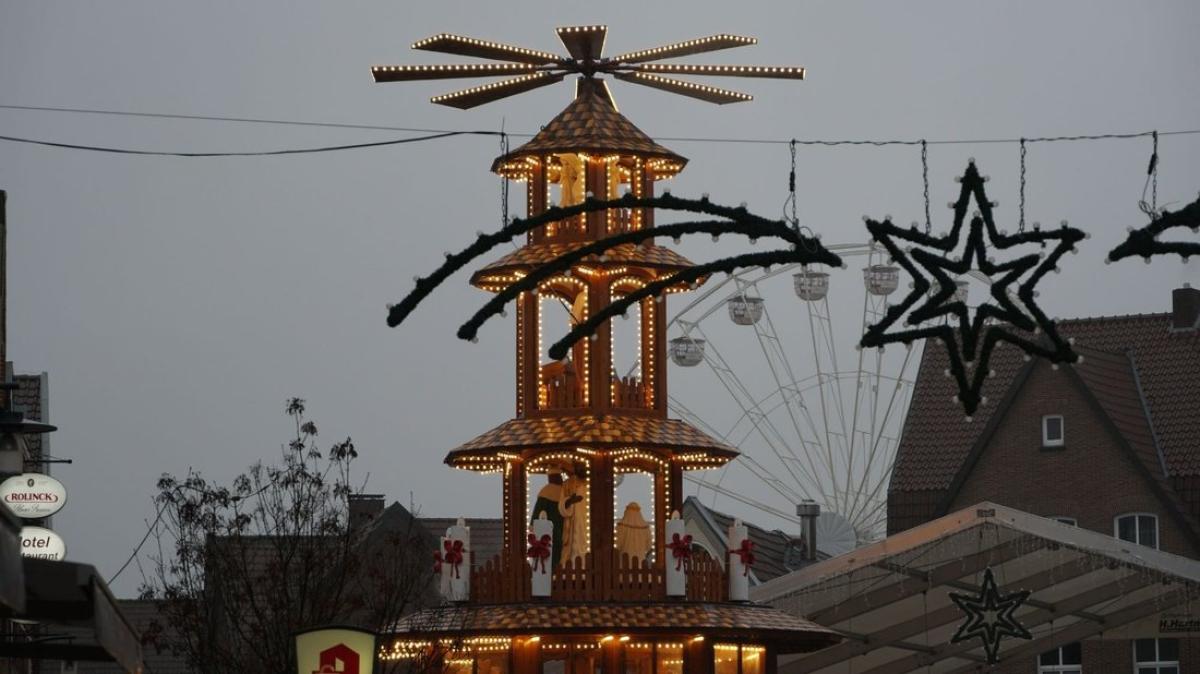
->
[[751, 502, 1200, 674]]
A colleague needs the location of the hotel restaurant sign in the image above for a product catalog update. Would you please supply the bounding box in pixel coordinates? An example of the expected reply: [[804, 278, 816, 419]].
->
[[1, 472, 67, 519]]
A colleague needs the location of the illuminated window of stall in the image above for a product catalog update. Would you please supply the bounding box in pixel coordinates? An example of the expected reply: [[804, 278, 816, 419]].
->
[[713, 644, 740, 674], [656, 642, 684, 674], [541, 642, 601, 674], [446, 656, 475, 674], [477, 651, 510, 674], [741, 645, 764, 674], [623, 642, 653, 674]]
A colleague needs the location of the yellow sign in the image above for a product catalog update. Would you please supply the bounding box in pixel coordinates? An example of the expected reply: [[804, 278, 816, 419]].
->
[[296, 627, 376, 674]]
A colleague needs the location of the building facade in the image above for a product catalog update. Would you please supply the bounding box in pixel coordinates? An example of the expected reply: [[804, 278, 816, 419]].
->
[[887, 285, 1200, 673]]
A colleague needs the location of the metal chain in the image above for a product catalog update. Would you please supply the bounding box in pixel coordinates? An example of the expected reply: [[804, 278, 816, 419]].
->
[[921, 140, 931, 233], [1019, 138, 1027, 232], [499, 131, 510, 228]]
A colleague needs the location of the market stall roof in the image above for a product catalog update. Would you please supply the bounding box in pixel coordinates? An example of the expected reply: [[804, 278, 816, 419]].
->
[[751, 502, 1200, 674], [384, 602, 838, 653], [1, 558, 144, 674]]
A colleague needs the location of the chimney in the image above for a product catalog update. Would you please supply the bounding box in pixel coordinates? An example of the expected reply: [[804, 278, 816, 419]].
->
[[1173, 284, 1200, 331], [796, 500, 820, 561], [349, 493, 386, 529]]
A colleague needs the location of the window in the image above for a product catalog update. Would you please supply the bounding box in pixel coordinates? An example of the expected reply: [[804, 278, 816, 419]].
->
[[1115, 514, 1159, 549], [1053, 517, 1077, 526], [1039, 642, 1081, 673], [1135, 638, 1179, 674], [1042, 415, 1065, 447]]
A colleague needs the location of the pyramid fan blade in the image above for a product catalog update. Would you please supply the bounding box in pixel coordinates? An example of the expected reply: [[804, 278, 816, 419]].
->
[[372, 63, 540, 82], [556, 25, 607, 62], [614, 72, 752, 105], [611, 34, 757, 64], [411, 33, 564, 65], [636, 63, 806, 80], [432, 72, 566, 109]]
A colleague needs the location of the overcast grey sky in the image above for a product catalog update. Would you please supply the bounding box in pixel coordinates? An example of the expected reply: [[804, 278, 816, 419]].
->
[[2, 1, 1198, 595]]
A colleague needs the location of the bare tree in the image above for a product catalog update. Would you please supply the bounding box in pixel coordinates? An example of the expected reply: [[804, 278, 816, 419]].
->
[[141, 398, 438, 674]]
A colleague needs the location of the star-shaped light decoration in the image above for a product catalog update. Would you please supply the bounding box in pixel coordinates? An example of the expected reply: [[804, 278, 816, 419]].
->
[[1107, 192, 1200, 264], [860, 161, 1084, 417], [948, 567, 1033, 663]]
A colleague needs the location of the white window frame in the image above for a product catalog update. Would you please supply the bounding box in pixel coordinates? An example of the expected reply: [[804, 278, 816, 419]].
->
[[1134, 638, 1179, 673], [1039, 643, 1082, 673], [1115, 513, 1160, 549], [1042, 414, 1065, 447]]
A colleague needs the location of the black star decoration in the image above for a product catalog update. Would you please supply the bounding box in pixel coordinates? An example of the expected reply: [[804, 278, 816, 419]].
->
[[860, 161, 1084, 416], [949, 567, 1033, 663], [1107, 191, 1200, 264]]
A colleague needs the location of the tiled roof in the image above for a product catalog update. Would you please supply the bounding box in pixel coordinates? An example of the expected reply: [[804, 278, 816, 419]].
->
[[447, 416, 737, 461], [385, 602, 838, 652], [471, 242, 695, 287], [490, 79, 685, 172], [682, 497, 814, 583], [891, 313, 1200, 492]]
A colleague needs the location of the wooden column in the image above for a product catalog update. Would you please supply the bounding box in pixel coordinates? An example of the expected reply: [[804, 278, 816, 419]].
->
[[587, 278, 613, 413], [507, 460, 528, 571], [686, 640, 712, 674], [518, 292, 541, 416], [586, 157, 608, 239], [513, 637, 540, 674], [589, 453, 615, 598], [669, 463, 684, 515], [530, 157, 548, 244]]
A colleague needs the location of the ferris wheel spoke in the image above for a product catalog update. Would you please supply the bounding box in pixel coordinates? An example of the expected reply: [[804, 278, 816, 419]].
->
[[740, 281, 839, 503], [692, 324, 828, 500], [685, 474, 801, 525], [846, 343, 916, 521]]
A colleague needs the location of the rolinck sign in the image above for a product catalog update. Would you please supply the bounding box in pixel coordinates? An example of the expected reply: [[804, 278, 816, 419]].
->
[[1, 472, 67, 519], [19, 526, 66, 561]]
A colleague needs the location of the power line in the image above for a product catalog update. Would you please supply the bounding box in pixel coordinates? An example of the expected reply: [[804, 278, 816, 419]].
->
[[2, 103, 1200, 155], [0, 130, 494, 157]]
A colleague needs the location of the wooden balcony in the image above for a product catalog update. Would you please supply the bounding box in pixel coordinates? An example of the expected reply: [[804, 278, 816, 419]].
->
[[612, 375, 647, 410], [469, 550, 727, 604], [540, 364, 584, 410]]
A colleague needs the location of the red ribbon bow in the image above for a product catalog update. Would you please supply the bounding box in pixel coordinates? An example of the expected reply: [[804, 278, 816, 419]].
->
[[667, 533, 693, 571], [734, 538, 755, 576], [442, 539, 465, 578], [526, 534, 552, 574]]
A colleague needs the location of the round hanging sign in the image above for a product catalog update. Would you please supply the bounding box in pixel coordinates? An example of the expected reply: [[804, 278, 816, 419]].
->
[[19, 526, 66, 561], [1, 473, 68, 519]]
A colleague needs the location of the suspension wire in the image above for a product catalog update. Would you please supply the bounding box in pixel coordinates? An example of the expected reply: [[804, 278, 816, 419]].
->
[[499, 126, 510, 229], [0, 130, 490, 157], [788, 139, 799, 228], [1140, 130, 1160, 218], [920, 140, 931, 234], [1019, 138, 1027, 233]]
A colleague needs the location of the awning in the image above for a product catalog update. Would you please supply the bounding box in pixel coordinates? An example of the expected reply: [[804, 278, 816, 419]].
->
[[751, 502, 1200, 674], [0, 558, 144, 673], [0, 506, 23, 612]]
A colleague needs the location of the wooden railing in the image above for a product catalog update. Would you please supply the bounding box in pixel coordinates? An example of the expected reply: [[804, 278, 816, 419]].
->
[[540, 364, 584, 410], [468, 550, 726, 604], [611, 376, 646, 409]]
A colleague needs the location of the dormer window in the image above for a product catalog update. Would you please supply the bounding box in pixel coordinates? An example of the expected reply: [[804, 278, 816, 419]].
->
[[1042, 415, 1065, 448]]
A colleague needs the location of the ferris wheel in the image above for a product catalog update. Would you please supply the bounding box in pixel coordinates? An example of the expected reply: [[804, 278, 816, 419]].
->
[[664, 242, 974, 549]]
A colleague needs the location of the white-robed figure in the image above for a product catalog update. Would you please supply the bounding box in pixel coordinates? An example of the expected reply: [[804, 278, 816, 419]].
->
[[558, 467, 589, 566], [616, 502, 651, 562]]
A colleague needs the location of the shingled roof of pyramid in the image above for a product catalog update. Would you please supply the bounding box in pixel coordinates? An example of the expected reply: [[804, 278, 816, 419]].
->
[[490, 78, 686, 172]]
